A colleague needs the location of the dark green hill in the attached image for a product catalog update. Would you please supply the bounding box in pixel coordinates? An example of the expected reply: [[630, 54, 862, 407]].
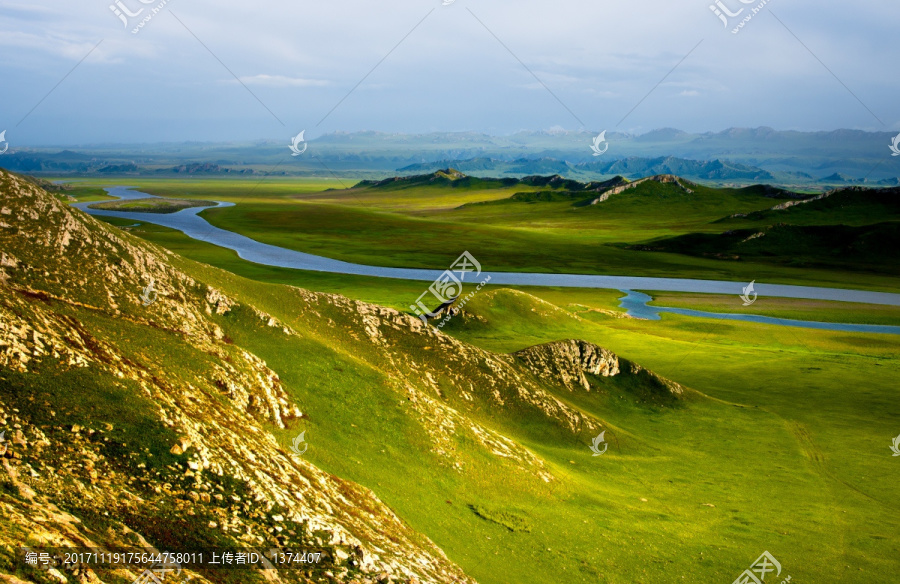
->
[[630, 222, 900, 272], [354, 169, 629, 196], [719, 186, 900, 227], [353, 168, 515, 190], [732, 183, 809, 200]]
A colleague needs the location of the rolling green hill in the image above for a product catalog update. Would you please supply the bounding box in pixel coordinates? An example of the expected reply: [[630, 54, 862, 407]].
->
[[717, 186, 900, 227], [629, 223, 900, 273], [632, 186, 900, 273]]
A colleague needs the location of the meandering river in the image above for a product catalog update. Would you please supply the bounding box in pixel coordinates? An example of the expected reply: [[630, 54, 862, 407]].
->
[[617, 290, 900, 335], [73, 187, 900, 335]]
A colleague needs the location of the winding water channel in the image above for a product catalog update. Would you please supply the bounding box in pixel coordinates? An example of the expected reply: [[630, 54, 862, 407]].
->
[[73, 187, 900, 335]]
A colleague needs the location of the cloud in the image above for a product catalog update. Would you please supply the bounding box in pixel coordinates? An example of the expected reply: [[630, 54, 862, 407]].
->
[[0, 31, 126, 63], [2, 0, 899, 142], [234, 74, 330, 88], [0, 2, 58, 21]]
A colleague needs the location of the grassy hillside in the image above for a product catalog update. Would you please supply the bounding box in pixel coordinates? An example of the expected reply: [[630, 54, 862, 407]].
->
[[158, 259, 900, 584], [632, 187, 900, 274], [631, 222, 900, 273], [717, 186, 900, 227], [25, 171, 900, 581], [0, 170, 479, 584], [1, 168, 839, 584]]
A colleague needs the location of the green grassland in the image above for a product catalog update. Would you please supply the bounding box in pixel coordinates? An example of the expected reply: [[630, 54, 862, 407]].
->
[[22, 172, 900, 582], [57, 184, 113, 202], [165, 251, 900, 583], [88, 197, 217, 213], [65, 174, 900, 294], [646, 292, 900, 327], [58, 176, 353, 201]]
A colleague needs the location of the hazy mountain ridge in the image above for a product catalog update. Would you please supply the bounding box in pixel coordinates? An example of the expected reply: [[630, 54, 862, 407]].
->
[[398, 156, 775, 182], [3, 127, 900, 184]]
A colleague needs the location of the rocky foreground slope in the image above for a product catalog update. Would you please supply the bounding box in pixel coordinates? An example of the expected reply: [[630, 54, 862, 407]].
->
[[0, 170, 683, 583]]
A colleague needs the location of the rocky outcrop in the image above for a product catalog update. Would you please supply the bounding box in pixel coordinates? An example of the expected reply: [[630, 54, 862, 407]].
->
[[514, 340, 684, 402], [770, 190, 833, 210], [589, 174, 694, 205], [514, 340, 620, 391]]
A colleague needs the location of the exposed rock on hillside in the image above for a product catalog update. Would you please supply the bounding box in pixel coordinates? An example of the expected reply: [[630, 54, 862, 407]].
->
[[514, 340, 684, 404], [515, 340, 620, 392], [770, 190, 833, 210], [0, 170, 475, 584], [588, 174, 695, 204]]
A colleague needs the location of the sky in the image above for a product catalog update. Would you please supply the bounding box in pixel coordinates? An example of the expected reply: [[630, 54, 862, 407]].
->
[[2, 0, 899, 145]]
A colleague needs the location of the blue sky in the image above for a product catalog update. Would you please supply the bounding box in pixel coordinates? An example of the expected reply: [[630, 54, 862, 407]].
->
[[2, 0, 899, 145]]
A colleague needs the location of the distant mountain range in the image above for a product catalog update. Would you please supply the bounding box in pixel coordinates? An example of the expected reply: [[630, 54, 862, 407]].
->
[[2, 127, 899, 185], [398, 157, 780, 182]]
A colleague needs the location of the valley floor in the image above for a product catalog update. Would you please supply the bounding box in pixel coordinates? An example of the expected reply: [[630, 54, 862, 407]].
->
[[97, 204, 900, 583]]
